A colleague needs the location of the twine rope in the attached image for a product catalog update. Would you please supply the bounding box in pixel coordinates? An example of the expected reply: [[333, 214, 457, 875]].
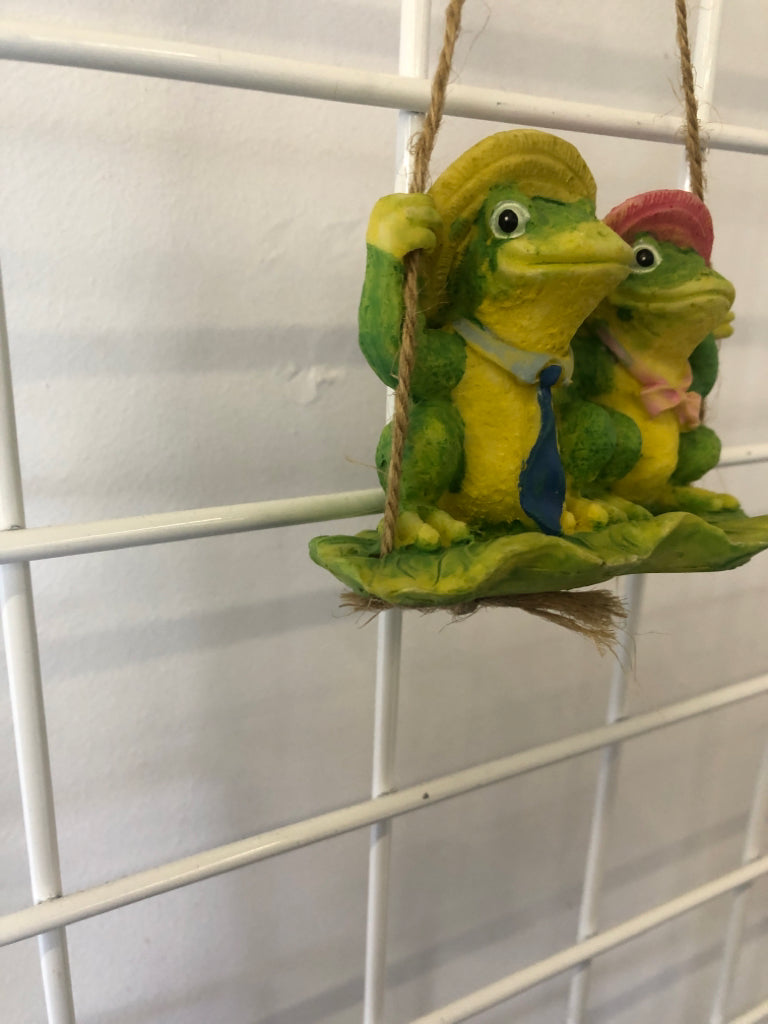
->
[[380, 0, 466, 557], [675, 0, 705, 200]]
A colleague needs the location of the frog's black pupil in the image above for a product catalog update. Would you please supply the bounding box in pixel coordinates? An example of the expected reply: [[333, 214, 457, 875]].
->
[[498, 208, 519, 234], [635, 247, 655, 268]]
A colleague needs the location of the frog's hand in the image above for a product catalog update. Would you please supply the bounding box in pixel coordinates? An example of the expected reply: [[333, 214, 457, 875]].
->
[[689, 334, 719, 398], [359, 196, 465, 395], [556, 392, 619, 486], [595, 407, 642, 485], [365, 193, 443, 261], [671, 424, 721, 486]]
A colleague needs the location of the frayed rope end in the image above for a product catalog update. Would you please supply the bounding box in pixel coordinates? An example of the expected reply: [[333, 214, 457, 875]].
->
[[340, 589, 626, 655]]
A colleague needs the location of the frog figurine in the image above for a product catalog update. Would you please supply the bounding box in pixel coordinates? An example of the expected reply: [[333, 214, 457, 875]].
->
[[557, 189, 738, 515], [310, 146, 768, 610], [359, 129, 634, 548]]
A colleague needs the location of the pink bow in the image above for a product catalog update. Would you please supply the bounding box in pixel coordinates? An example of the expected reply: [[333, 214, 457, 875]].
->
[[640, 381, 702, 428], [596, 325, 702, 430]]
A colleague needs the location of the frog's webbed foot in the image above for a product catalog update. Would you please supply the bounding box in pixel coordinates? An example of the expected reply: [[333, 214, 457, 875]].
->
[[382, 507, 471, 550], [649, 484, 741, 515], [563, 496, 610, 533], [563, 492, 651, 533], [599, 494, 653, 521], [423, 509, 471, 546]]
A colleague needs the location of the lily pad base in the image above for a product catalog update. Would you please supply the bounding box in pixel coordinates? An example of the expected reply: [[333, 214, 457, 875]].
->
[[309, 511, 768, 608]]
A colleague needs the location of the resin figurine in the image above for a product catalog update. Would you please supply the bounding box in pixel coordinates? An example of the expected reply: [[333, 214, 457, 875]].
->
[[310, 140, 768, 608], [359, 129, 633, 543]]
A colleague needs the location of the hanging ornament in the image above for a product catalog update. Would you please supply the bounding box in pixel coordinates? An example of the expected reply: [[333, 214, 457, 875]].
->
[[310, 0, 768, 637]]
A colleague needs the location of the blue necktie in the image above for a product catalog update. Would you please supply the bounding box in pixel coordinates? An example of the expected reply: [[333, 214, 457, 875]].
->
[[519, 364, 565, 535]]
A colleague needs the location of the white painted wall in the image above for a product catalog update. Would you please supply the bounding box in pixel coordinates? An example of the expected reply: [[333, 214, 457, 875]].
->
[[1, 2, 767, 1022]]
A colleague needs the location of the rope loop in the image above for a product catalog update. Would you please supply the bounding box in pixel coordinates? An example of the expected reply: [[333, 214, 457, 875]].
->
[[380, 0, 466, 557]]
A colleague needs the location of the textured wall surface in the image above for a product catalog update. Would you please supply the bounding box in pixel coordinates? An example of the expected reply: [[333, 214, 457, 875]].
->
[[1, 2, 767, 1022]]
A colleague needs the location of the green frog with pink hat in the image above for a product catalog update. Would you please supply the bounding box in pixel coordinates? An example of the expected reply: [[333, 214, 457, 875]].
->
[[557, 189, 738, 516]]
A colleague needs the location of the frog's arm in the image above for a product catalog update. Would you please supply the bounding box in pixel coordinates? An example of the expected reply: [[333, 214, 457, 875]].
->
[[557, 391, 618, 487], [688, 333, 718, 397], [556, 388, 641, 487], [671, 425, 721, 485], [595, 407, 642, 484], [670, 334, 722, 485], [359, 195, 466, 400], [556, 327, 642, 486], [570, 327, 618, 398]]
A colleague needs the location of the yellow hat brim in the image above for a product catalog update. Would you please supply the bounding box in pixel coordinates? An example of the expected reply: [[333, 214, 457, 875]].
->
[[422, 130, 597, 318]]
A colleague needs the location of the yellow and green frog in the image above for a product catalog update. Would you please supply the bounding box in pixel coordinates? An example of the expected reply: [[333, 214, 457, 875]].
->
[[310, 131, 768, 606], [360, 129, 635, 548]]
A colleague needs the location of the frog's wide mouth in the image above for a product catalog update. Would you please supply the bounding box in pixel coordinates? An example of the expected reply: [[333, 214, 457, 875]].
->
[[612, 286, 735, 316], [612, 273, 735, 311], [503, 258, 633, 276]]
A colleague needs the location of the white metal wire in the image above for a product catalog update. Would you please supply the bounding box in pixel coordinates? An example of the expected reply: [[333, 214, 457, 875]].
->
[[408, 854, 768, 1024], [1, 20, 768, 154], [565, 573, 645, 1024], [365, 609, 405, 1024], [363, 4, 431, 1021], [2, 671, 767, 947], [709, 738, 768, 1024], [568, 9, 732, 1019], [0, 271, 75, 1022], [680, 0, 723, 194], [729, 999, 768, 1024], [0, 488, 383, 564], [2, 7, 768, 1024], [0, 437, 762, 565]]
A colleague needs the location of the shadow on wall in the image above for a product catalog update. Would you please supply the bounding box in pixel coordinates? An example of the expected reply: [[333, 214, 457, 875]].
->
[[86, 810, 758, 1024], [39, 589, 339, 677]]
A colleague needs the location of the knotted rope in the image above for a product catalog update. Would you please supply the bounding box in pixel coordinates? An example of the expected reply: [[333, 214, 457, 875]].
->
[[379, 0, 466, 557], [675, 0, 705, 200]]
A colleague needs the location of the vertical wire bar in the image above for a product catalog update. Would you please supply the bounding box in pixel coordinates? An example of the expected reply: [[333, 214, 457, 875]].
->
[[673, 4, 767, 1014], [680, 0, 723, 194], [568, 6, 723, 1019], [362, 3, 430, 1022], [364, 611, 404, 1024], [709, 739, 768, 1024], [0, 266, 76, 1023], [565, 573, 645, 1024]]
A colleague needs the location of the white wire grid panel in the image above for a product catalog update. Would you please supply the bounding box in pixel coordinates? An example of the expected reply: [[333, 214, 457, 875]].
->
[[1, 1, 767, 1022]]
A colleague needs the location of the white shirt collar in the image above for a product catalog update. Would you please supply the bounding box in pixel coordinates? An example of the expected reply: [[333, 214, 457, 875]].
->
[[452, 317, 573, 385]]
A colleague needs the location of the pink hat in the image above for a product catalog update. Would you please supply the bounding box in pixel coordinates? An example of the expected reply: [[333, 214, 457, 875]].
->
[[603, 189, 713, 265]]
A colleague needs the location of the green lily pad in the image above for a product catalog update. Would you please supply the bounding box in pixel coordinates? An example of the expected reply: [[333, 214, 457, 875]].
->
[[309, 511, 768, 607]]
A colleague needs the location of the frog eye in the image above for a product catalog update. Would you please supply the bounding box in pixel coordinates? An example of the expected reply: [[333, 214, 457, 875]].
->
[[490, 200, 530, 240], [631, 240, 662, 274]]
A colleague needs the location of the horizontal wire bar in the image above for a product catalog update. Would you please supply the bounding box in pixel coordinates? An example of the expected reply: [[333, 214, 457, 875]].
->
[[729, 998, 768, 1024], [0, 439, 766, 565], [0, 489, 383, 564], [1, 21, 768, 154], [408, 854, 768, 1024], [719, 445, 768, 469], [1, 672, 767, 947]]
